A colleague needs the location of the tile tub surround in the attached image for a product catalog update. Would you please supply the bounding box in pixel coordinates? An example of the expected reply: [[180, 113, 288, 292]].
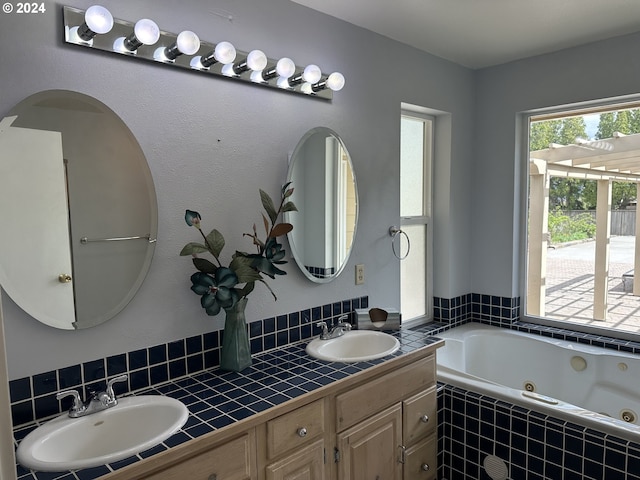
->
[[9, 296, 369, 428], [437, 384, 640, 480], [433, 293, 520, 326], [12, 324, 441, 480]]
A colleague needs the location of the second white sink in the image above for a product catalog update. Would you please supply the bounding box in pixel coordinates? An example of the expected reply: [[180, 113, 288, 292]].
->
[[16, 395, 189, 472], [306, 330, 400, 362]]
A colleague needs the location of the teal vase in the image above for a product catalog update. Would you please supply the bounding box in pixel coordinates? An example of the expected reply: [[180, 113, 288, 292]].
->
[[220, 297, 252, 372]]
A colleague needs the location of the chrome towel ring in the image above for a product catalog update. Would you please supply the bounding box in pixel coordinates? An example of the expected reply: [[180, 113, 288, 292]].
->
[[389, 226, 410, 260]]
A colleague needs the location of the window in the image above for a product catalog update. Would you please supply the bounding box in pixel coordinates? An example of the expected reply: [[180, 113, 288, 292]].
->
[[400, 112, 433, 322], [524, 102, 640, 338]]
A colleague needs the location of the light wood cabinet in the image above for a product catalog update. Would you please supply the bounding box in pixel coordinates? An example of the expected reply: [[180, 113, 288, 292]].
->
[[334, 356, 437, 480], [266, 399, 325, 460], [265, 439, 325, 480], [103, 342, 441, 480], [336, 404, 403, 480], [141, 430, 256, 480], [404, 436, 437, 479]]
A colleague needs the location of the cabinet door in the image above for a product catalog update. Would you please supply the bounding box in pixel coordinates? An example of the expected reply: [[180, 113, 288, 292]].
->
[[336, 404, 403, 480], [142, 431, 256, 480], [404, 435, 436, 480], [265, 439, 325, 480]]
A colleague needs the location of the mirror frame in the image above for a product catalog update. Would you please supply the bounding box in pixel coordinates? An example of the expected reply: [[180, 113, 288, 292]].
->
[[285, 127, 358, 283]]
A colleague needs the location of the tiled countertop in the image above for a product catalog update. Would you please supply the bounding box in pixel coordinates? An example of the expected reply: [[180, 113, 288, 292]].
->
[[14, 325, 443, 480]]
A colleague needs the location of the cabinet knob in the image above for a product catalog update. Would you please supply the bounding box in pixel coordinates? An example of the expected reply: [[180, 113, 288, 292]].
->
[[297, 427, 307, 437], [421, 463, 430, 472], [420, 414, 429, 423], [208, 475, 217, 480], [58, 274, 72, 283]]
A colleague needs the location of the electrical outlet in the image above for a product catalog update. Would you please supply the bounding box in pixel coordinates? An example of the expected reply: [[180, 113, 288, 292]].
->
[[355, 264, 364, 285]]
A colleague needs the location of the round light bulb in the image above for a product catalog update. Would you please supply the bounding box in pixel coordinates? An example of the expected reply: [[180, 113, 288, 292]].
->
[[301, 83, 313, 94], [85, 5, 113, 34], [134, 19, 160, 45], [302, 64, 322, 84], [276, 58, 296, 79], [176, 30, 200, 55], [214, 41, 236, 64], [247, 50, 268, 71], [327, 72, 345, 91]]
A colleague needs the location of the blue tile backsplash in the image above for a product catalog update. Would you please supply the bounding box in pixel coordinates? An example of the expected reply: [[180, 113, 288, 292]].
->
[[10, 296, 368, 427]]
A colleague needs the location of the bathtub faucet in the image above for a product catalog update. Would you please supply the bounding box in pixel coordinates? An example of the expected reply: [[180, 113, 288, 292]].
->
[[316, 315, 352, 340]]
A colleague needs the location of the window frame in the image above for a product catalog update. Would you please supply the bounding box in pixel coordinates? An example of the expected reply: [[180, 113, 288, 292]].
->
[[400, 111, 434, 325], [519, 97, 640, 342]]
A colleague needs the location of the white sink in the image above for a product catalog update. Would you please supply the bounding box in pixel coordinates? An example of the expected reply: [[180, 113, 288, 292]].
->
[[306, 330, 400, 362], [16, 395, 189, 472]]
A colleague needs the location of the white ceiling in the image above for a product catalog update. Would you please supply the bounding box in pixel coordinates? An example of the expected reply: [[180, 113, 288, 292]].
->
[[291, 0, 640, 69]]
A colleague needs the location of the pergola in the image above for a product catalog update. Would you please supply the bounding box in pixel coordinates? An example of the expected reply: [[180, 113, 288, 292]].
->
[[529, 132, 640, 320]]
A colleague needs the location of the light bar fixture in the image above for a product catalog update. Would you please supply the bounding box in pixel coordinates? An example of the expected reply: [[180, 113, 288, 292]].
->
[[62, 5, 345, 101]]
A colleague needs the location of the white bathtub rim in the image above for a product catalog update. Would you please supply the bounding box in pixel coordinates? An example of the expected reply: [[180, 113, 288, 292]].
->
[[438, 322, 637, 359]]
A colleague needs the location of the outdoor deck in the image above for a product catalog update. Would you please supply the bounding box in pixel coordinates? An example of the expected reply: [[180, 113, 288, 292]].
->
[[545, 236, 640, 334]]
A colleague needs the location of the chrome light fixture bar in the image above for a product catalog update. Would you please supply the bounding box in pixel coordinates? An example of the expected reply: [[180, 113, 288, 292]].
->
[[63, 6, 344, 101]]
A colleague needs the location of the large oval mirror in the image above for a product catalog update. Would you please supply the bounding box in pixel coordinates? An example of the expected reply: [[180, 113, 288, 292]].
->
[[0, 90, 157, 329], [285, 127, 358, 283]]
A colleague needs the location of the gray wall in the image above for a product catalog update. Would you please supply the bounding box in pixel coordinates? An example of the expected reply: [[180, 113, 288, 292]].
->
[[0, 0, 475, 379], [472, 32, 640, 297]]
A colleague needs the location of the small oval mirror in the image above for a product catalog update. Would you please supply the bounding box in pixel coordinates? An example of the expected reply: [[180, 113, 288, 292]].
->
[[0, 90, 157, 329], [285, 127, 358, 283]]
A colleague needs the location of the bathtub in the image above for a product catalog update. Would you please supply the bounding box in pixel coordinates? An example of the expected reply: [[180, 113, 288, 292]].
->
[[436, 322, 640, 442]]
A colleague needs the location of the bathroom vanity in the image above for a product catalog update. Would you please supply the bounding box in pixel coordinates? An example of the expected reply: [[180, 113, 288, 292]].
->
[[102, 339, 441, 480]]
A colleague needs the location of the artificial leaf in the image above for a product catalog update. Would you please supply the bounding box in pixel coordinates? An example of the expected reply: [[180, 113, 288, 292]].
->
[[260, 189, 278, 224], [230, 255, 263, 283], [281, 181, 292, 196], [269, 223, 293, 238], [180, 243, 208, 256], [206, 229, 225, 258], [193, 257, 217, 274], [282, 201, 298, 213], [251, 256, 286, 278], [262, 213, 270, 236]]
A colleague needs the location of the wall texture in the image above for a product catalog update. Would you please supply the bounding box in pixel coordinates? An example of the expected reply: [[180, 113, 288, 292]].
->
[[472, 31, 640, 297], [0, 0, 475, 379]]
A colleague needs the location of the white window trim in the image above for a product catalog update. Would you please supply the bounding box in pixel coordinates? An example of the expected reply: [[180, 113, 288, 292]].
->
[[400, 110, 434, 325], [519, 96, 640, 343]]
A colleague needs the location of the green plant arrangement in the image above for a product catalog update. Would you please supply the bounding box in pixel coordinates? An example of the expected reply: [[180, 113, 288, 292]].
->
[[180, 183, 297, 371]]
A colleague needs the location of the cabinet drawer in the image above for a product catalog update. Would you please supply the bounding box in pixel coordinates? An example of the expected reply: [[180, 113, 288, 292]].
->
[[267, 399, 325, 459], [265, 439, 325, 480], [336, 355, 435, 431], [404, 435, 437, 480], [403, 385, 437, 444], [142, 431, 255, 480]]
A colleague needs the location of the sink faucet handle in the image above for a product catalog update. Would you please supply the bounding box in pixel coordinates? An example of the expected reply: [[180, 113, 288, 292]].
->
[[56, 389, 84, 413], [106, 374, 128, 401], [316, 321, 330, 339]]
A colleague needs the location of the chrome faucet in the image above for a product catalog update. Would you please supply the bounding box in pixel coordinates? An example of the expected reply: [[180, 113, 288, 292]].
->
[[56, 374, 128, 418], [316, 315, 352, 340]]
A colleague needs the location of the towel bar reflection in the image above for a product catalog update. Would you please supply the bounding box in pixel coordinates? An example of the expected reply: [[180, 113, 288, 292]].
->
[[389, 226, 410, 260], [80, 234, 156, 244]]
